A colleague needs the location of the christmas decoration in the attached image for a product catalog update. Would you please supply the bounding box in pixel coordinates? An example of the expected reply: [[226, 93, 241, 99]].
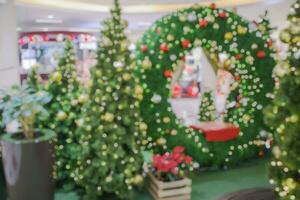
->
[[199, 91, 216, 122], [136, 4, 276, 167], [74, 1, 147, 199], [264, 1, 300, 199], [45, 38, 83, 190]]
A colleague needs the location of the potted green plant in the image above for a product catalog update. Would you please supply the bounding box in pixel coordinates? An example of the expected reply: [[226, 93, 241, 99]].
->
[[0, 86, 55, 200]]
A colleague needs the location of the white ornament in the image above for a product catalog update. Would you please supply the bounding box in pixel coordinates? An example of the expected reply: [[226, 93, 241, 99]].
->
[[187, 13, 197, 22], [151, 94, 162, 104], [170, 54, 177, 61], [113, 61, 124, 68]]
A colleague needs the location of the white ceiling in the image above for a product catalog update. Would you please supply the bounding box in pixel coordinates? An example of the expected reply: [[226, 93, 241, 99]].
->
[[15, 0, 295, 41]]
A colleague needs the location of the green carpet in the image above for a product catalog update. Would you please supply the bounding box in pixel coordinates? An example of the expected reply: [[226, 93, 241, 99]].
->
[[1, 158, 271, 200]]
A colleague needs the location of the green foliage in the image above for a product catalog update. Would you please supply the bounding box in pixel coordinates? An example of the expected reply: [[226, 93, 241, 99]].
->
[[73, 1, 147, 199], [46, 38, 84, 190], [27, 65, 42, 91], [0, 86, 51, 139], [136, 4, 276, 167], [199, 91, 216, 122], [264, 1, 300, 199]]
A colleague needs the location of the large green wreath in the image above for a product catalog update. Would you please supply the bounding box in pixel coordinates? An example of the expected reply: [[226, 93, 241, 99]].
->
[[136, 4, 276, 167]]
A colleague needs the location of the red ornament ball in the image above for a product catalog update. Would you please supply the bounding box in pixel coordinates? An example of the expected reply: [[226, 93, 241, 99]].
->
[[210, 3, 217, 10], [199, 19, 208, 28], [235, 54, 242, 60], [141, 44, 148, 53], [181, 39, 190, 49], [181, 56, 186, 61], [160, 43, 169, 53], [164, 70, 173, 78], [235, 75, 241, 81], [256, 50, 266, 59], [218, 11, 227, 19]]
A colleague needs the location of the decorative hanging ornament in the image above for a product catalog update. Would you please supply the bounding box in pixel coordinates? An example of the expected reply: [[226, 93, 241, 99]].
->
[[160, 43, 169, 53], [237, 25, 248, 35], [235, 54, 242, 60], [151, 94, 162, 104], [142, 59, 152, 70], [267, 39, 273, 48], [224, 32, 233, 41], [164, 69, 173, 78], [179, 14, 187, 22], [256, 50, 266, 59], [218, 11, 227, 19], [210, 3, 217, 10], [181, 39, 190, 49], [167, 34, 175, 41], [187, 13, 197, 22], [199, 19, 208, 28], [141, 44, 148, 52]]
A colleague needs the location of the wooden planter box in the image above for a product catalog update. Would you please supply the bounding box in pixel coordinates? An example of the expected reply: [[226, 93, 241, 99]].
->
[[148, 173, 192, 200]]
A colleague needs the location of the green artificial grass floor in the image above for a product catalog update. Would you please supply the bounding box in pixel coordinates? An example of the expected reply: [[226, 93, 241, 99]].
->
[[55, 158, 271, 200], [1, 158, 271, 200]]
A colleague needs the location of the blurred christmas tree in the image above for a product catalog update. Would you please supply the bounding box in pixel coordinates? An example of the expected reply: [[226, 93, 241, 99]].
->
[[264, 1, 300, 199], [199, 91, 216, 122], [74, 0, 147, 199], [46, 38, 85, 190]]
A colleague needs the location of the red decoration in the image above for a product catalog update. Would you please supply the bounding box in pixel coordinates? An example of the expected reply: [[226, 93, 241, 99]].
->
[[267, 39, 273, 48], [141, 44, 148, 52], [152, 146, 193, 175], [256, 50, 266, 59], [187, 85, 199, 97], [181, 39, 190, 49], [218, 11, 227, 19], [164, 69, 173, 78], [235, 75, 241, 81], [210, 3, 217, 10], [199, 19, 208, 28], [190, 122, 240, 142], [160, 43, 169, 53], [235, 54, 242, 60], [172, 84, 182, 97], [181, 56, 186, 61]]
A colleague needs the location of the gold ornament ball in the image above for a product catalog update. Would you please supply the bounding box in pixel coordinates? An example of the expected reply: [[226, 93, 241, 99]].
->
[[280, 31, 291, 43], [103, 113, 114, 122], [283, 178, 297, 191], [139, 122, 148, 131], [171, 129, 178, 136], [123, 73, 131, 81], [163, 117, 171, 123], [237, 25, 248, 35], [56, 111, 67, 121], [224, 32, 233, 41], [179, 14, 187, 22], [156, 137, 167, 146], [142, 59, 152, 70], [132, 174, 144, 186], [135, 85, 144, 95], [167, 34, 175, 42], [52, 72, 62, 83], [78, 94, 89, 103]]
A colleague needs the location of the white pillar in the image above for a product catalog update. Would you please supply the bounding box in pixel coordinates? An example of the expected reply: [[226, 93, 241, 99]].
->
[[0, 0, 19, 89]]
